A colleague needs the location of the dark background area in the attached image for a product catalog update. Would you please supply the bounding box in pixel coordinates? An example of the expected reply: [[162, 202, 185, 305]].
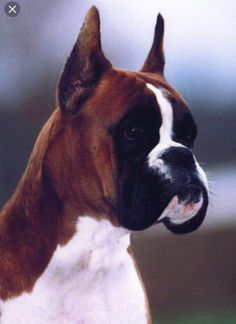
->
[[133, 227, 236, 322], [1, 1, 236, 322]]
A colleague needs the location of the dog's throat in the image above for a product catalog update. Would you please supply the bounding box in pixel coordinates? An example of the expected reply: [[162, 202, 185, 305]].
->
[[0, 217, 149, 324], [49, 216, 131, 272]]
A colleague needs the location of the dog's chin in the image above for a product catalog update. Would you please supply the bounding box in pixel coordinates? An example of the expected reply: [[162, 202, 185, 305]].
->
[[158, 184, 208, 234]]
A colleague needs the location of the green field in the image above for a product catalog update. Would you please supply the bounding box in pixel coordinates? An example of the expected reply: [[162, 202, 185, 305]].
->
[[154, 312, 236, 324]]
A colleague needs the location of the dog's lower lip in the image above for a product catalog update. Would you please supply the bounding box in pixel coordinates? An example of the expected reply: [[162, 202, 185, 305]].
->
[[155, 184, 203, 224]]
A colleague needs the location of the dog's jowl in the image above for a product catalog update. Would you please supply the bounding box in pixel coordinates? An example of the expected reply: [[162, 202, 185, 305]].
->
[[0, 6, 208, 324]]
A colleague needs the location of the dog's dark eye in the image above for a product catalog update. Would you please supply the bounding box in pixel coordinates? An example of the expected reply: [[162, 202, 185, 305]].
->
[[123, 126, 144, 141], [186, 134, 193, 143], [182, 133, 196, 148]]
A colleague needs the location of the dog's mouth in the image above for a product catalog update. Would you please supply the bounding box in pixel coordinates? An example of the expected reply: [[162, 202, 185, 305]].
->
[[117, 166, 208, 232], [156, 184, 207, 233]]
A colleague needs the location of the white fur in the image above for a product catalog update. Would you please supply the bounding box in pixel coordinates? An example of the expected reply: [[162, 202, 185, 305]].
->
[[146, 83, 183, 178], [146, 83, 208, 225], [0, 217, 148, 324]]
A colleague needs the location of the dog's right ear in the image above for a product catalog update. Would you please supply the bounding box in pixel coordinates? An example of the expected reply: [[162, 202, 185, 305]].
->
[[140, 13, 165, 75], [57, 6, 111, 113]]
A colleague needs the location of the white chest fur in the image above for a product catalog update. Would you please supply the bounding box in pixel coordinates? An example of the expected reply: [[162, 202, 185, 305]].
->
[[0, 217, 149, 324]]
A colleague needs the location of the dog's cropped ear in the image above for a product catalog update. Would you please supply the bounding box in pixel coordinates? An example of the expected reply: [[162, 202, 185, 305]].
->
[[57, 6, 111, 112], [141, 14, 165, 75]]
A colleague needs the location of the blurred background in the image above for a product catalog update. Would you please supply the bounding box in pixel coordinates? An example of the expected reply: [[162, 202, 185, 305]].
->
[[0, 0, 236, 322]]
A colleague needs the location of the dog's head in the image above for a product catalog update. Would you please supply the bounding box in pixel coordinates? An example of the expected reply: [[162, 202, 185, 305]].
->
[[53, 6, 208, 234]]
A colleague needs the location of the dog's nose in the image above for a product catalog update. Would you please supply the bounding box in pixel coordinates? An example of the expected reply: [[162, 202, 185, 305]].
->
[[161, 147, 195, 169]]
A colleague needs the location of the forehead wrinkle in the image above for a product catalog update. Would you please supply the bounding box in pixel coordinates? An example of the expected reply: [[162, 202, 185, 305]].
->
[[85, 69, 154, 127], [99, 69, 146, 100]]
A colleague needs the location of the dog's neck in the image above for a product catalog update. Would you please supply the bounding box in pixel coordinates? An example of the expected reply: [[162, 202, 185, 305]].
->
[[0, 109, 131, 302], [0, 111, 82, 299], [0, 217, 150, 324], [46, 217, 130, 278], [0, 139, 149, 324]]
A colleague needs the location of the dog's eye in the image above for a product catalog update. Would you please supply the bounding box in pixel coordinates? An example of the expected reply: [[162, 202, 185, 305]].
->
[[123, 126, 144, 141], [180, 134, 195, 148], [186, 134, 193, 142]]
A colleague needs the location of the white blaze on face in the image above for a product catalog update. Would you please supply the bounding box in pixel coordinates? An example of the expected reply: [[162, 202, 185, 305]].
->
[[146, 83, 208, 225], [146, 83, 183, 176]]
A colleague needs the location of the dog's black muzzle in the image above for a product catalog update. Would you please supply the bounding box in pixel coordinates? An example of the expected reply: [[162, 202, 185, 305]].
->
[[117, 147, 208, 233]]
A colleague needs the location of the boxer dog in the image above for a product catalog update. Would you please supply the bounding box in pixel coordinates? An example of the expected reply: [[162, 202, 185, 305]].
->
[[0, 6, 208, 324]]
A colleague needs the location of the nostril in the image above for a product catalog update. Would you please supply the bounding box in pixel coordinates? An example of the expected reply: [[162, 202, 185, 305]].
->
[[161, 147, 195, 169], [177, 184, 202, 203]]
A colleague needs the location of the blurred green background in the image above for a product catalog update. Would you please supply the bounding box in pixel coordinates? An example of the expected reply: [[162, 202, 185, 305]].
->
[[1, 0, 236, 322]]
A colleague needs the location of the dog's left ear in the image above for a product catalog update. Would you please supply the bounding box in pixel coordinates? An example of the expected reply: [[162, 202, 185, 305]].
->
[[57, 6, 111, 112], [141, 14, 165, 75]]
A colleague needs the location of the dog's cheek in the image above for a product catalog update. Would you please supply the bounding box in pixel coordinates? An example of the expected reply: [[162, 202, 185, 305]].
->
[[93, 139, 117, 206], [117, 164, 171, 231], [130, 172, 171, 229]]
